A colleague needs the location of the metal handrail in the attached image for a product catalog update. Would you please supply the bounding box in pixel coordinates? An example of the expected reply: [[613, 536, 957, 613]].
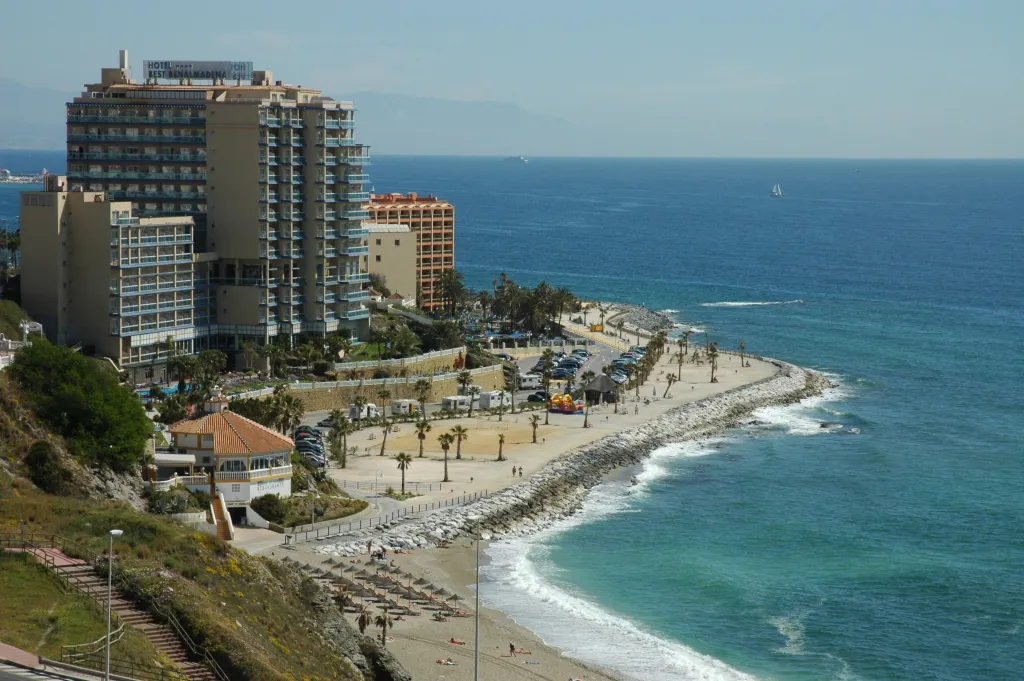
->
[[57, 652, 186, 681], [0, 533, 229, 681]]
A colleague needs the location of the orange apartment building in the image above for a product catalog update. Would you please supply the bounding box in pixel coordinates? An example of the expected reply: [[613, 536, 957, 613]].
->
[[367, 193, 454, 312]]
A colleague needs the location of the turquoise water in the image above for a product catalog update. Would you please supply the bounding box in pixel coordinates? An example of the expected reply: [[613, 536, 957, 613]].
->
[[5, 152, 1024, 679]]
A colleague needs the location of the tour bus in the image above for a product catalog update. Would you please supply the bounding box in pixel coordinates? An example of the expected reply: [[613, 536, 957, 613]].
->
[[478, 391, 513, 410], [518, 373, 543, 390], [391, 399, 419, 416], [349, 403, 379, 421]]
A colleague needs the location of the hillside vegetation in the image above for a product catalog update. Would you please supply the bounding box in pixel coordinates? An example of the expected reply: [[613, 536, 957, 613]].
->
[[0, 474, 398, 681], [0, 299, 31, 339]]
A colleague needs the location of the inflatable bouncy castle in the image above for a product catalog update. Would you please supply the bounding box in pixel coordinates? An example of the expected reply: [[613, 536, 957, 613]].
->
[[548, 394, 585, 414]]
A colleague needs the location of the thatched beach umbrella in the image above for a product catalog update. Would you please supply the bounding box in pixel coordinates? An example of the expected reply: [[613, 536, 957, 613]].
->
[[323, 557, 337, 565], [446, 594, 461, 604], [343, 565, 359, 574], [354, 570, 371, 580], [433, 587, 451, 597], [413, 577, 430, 586]]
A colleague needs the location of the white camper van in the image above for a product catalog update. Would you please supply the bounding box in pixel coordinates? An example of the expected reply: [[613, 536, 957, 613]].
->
[[518, 373, 542, 390], [349, 402, 380, 421], [478, 390, 513, 410], [441, 395, 471, 411], [391, 399, 418, 417]]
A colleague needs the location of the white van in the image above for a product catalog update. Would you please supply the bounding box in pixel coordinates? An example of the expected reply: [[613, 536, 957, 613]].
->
[[391, 399, 418, 417], [441, 395, 470, 411], [478, 391, 513, 410], [518, 373, 542, 390], [349, 402, 380, 421]]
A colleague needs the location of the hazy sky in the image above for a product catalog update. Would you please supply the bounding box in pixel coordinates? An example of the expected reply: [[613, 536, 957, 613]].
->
[[2, 0, 1022, 157]]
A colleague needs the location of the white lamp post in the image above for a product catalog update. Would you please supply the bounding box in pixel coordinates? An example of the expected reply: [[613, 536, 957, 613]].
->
[[467, 516, 491, 681], [106, 529, 123, 681]]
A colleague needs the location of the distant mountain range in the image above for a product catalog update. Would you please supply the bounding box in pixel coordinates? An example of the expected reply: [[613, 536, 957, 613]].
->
[[0, 79, 586, 156]]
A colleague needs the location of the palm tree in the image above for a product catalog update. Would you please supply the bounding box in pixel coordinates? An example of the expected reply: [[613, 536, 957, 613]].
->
[[675, 348, 685, 381], [738, 340, 747, 368], [378, 418, 392, 456], [504, 374, 517, 416], [437, 432, 454, 482], [539, 349, 555, 425], [260, 344, 288, 378], [497, 433, 506, 461], [239, 340, 258, 373], [664, 374, 677, 398], [351, 394, 368, 422], [395, 453, 412, 495], [450, 425, 468, 460], [615, 320, 625, 340], [375, 605, 394, 646], [682, 330, 693, 356], [295, 342, 322, 372], [325, 333, 354, 362], [275, 394, 304, 434], [356, 605, 373, 635], [329, 413, 353, 468], [458, 370, 475, 416], [376, 388, 392, 414], [708, 342, 720, 383], [414, 378, 431, 415], [167, 355, 196, 393], [495, 389, 507, 421], [414, 420, 431, 457], [529, 414, 541, 444], [327, 425, 345, 468]]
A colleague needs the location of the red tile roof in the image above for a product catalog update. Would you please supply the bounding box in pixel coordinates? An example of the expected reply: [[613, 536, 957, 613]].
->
[[170, 411, 294, 455]]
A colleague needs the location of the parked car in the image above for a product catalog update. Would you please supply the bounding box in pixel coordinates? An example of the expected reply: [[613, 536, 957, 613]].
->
[[527, 393, 548, 403], [294, 426, 321, 436], [296, 438, 325, 450], [629, 346, 647, 355], [610, 374, 628, 384], [316, 418, 334, 428], [496, 353, 515, 362], [551, 369, 575, 379], [571, 349, 591, 358]]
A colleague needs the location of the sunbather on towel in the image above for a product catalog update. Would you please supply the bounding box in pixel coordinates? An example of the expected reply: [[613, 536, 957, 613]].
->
[[448, 638, 466, 645]]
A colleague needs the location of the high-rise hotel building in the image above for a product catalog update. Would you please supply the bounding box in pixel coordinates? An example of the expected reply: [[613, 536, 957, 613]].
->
[[22, 51, 371, 381]]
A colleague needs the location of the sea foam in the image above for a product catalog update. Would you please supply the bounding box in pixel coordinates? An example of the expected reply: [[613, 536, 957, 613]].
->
[[700, 300, 804, 308]]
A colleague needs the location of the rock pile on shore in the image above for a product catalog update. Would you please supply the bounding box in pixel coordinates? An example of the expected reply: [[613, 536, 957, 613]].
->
[[314, 360, 831, 557], [611, 304, 675, 334]]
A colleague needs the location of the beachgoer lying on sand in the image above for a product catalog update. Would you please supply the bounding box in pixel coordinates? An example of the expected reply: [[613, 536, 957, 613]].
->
[[515, 649, 532, 655], [435, 658, 457, 665], [448, 638, 466, 645]]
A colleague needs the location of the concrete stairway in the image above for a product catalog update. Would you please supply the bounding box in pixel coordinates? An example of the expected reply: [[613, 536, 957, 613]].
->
[[211, 499, 232, 542], [22, 548, 218, 681]]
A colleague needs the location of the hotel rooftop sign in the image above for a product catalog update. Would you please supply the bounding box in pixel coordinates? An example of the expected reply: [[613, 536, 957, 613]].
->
[[143, 60, 253, 82]]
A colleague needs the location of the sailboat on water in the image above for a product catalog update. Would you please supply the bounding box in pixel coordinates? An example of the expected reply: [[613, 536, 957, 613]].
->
[[770, 183, 783, 197]]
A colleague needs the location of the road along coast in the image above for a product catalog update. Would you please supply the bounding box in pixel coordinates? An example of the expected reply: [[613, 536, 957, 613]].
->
[[314, 357, 830, 555]]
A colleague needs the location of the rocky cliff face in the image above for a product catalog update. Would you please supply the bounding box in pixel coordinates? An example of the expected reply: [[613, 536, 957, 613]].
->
[[315, 360, 832, 556]]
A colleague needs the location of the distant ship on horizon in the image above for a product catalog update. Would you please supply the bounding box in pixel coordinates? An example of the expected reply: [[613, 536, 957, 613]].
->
[[504, 156, 529, 164], [771, 182, 783, 197]]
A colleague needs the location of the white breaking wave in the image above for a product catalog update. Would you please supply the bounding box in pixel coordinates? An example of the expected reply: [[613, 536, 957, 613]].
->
[[700, 300, 804, 308], [484, 522, 759, 681], [660, 308, 680, 314], [748, 378, 851, 436]]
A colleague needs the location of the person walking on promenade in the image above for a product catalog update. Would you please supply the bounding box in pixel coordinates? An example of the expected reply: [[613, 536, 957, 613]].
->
[[512, 465, 517, 477], [518, 466, 523, 477], [635, 404, 639, 415]]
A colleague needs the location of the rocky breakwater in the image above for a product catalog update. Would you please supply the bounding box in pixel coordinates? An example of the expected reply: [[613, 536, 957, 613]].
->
[[609, 304, 675, 335], [315, 361, 832, 557]]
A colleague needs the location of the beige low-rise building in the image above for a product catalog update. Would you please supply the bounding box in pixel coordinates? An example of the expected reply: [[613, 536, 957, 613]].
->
[[367, 223, 417, 301]]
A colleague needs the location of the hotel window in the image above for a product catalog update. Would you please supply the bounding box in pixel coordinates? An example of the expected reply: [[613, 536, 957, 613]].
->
[[394, 239, 400, 246], [231, 484, 241, 493], [375, 238, 381, 245], [375, 255, 381, 262]]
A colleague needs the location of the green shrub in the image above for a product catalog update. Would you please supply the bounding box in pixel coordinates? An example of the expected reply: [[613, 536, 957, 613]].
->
[[24, 440, 73, 495], [9, 338, 150, 472], [312, 360, 331, 376], [250, 494, 286, 524]]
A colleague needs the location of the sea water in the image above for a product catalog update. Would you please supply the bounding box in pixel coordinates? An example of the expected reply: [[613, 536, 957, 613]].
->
[[5, 152, 1023, 680]]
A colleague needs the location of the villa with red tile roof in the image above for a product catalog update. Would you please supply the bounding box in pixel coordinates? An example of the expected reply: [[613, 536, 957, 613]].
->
[[168, 391, 294, 511]]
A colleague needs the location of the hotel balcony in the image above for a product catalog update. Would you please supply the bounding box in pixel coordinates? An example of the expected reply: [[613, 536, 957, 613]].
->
[[339, 173, 370, 184], [317, 229, 339, 240], [259, 229, 279, 240], [69, 152, 207, 163], [337, 208, 370, 220], [67, 113, 205, 126], [68, 171, 206, 181], [343, 289, 370, 302], [338, 190, 370, 201], [343, 245, 369, 257], [67, 133, 206, 144], [117, 234, 192, 247], [340, 308, 370, 321], [321, 120, 356, 130], [261, 117, 282, 128], [108, 190, 204, 201], [339, 272, 370, 284], [262, 193, 280, 203], [342, 226, 370, 238], [318, 137, 359, 147]]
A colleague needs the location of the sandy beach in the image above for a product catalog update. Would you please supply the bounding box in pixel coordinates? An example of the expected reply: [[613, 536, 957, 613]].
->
[[272, 310, 794, 681]]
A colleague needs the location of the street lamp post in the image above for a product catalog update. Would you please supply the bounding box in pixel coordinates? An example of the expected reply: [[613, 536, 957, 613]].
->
[[310, 492, 319, 527], [106, 529, 123, 681], [467, 515, 491, 681]]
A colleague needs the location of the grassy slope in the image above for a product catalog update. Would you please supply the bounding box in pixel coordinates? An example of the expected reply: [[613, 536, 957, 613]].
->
[[0, 552, 161, 665], [0, 299, 30, 340], [0, 475, 362, 681]]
